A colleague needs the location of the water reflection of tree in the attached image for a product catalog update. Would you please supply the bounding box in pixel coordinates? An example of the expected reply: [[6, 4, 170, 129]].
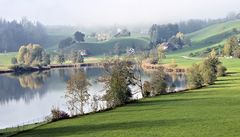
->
[[0, 71, 51, 104], [12, 71, 50, 89], [65, 71, 91, 115]]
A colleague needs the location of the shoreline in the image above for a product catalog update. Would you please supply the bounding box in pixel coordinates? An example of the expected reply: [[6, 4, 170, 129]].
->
[[0, 62, 102, 75]]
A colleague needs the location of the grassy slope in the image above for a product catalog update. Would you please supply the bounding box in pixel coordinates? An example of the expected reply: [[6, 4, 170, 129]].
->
[[169, 20, 240, 57], [14, 58, 240, 137], [63, 37, 150, 56], [0, 52, 17, 70]]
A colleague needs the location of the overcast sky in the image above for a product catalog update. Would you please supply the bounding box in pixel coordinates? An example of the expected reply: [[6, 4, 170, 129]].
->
[[0, 0, 240, 26]]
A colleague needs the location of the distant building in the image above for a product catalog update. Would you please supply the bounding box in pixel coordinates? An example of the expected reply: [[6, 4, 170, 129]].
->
[[127, 48, 135, 55], [96, 33, 111, 41], [158, 42, 176, 51], [79, 50, 87, 56]]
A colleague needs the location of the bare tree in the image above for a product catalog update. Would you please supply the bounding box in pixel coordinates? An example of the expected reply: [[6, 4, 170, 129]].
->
[[65, 71, 90, 115]]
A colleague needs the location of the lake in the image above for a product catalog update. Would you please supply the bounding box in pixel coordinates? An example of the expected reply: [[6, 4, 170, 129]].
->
[[0, 67, 187, 129]]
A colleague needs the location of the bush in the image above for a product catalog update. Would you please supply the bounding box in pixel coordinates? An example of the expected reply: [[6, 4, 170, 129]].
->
[[187, 64, 204, 89], [51, 107, 69, 121], [143, 81, 152, 97], [217, 64, 227, 76], [11, 57, 18, 64], [150, 68, 167, 95]]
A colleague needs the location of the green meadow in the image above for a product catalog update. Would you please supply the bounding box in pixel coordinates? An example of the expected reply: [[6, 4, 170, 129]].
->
[[11, 58, 240, 137]]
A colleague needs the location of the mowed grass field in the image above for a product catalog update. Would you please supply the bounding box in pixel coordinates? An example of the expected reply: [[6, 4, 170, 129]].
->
[[0, 52, 17, 70], [12, 58, 240, 137]]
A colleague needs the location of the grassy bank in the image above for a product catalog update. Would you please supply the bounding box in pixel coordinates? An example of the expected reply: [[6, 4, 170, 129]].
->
[[9, 59, 240, 137]]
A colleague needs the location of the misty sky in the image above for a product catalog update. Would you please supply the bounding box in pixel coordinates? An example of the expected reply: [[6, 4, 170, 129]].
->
[[0, 0, 240, 26]]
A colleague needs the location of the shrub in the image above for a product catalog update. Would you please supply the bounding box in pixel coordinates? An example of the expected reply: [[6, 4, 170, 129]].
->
[[51, 107, 69, 121], [150, 68, 167, 95], [187, 64, 204, 89], [143, 81, 152, 97], [11, 57, 18, 64], [217, 64, 227, 76]]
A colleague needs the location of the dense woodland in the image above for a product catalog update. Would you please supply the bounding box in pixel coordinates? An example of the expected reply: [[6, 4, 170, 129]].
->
[[0, 18, 47, 52]]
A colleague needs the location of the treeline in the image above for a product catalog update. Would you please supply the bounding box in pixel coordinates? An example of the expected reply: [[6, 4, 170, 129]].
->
[[178, 12, 240, 33], [0, 18, 47, 52], [187, 50, 227, 89], [149, 24, 191, 50]]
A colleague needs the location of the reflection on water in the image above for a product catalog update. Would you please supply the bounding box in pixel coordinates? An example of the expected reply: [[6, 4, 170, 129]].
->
[[0, 67, 187, 129]]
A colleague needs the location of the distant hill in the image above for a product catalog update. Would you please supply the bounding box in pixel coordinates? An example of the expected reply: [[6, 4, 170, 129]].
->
[[62, 37, 150, 56]]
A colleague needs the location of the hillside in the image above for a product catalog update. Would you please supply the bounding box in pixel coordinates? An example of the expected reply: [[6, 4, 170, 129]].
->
[[62, 37, 150, 56], [169, 20, 240, 56], [13, 59, 240, 137]]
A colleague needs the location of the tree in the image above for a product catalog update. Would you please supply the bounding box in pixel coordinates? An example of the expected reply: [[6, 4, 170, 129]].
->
[[150, 68, 167, 95], [71, 50, 78, 63], [11, 57, 18, 64], [103, 59, 134, 108], [42, 53, 51, 65], [157, 47, 166, 63], [223, 36, 239, 57], [149, 23, 179, 46], [149, 48, 158, 64], [209, 49, 217, 58], [223, 43, 232, 57], [58, 37, 74, 49], [65, 71, 90, 115], [0, 18, 47, 52], [17, 44, 44, 65], [217, 64, 227, 77], [71, 50, 84, 63], [233, 47, 240, 58], [56, 54, 65, 64], [187, 64, 203, 89], [143, 81, 152, 97], [77, 54, 84, 63], [199, 56, 220, 85], [74, 31, 85, 42]]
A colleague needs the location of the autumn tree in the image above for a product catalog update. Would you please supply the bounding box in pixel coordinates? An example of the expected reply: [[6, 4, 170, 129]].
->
[[223, 36, 239, 57], [17, 44, 45, 65], [102, 59, 137, 108], [66, 71, 90, 115]]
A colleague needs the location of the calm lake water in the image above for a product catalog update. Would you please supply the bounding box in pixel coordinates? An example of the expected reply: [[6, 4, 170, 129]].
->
[[0, 67, 187, 129]]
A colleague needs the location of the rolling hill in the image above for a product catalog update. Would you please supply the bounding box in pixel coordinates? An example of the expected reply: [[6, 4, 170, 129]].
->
[[62, 37, 150, 56], [168, 20, 240, 56]]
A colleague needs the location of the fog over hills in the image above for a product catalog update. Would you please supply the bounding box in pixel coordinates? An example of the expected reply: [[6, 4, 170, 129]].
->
[[0, 0, 240, 26]]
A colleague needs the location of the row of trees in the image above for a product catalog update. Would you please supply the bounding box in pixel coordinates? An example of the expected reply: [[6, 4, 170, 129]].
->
[[64, 56, 170, 115], [55, 51, 84, 64], [187, 50, 227, 89], [0, 18, 47, 52], [15, 44, 85, 66], [149, 24, 179, 47]]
